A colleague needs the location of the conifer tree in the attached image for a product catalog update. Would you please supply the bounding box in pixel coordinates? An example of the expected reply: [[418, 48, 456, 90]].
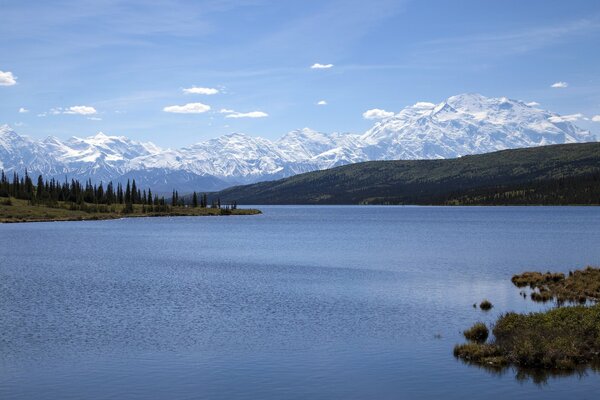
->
[[131, 179, 137, 204], [125, 180, 131, 204]]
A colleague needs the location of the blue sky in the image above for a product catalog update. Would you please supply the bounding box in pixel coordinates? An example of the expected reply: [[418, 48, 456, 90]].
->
[[1, 0, 600, 146]]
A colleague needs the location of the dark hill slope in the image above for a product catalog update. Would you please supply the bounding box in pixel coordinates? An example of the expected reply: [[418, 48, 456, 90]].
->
[[212, 142, 600, 205]]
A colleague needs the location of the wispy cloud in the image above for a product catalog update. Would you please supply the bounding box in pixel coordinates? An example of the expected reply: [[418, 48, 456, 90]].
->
[[525, 101, 540, 107], [0, 70, 17, 86], [591, 115, 600, 122], [363, 108, 394, 120], [317, 100, 327, 105], [548, 113, 582, 123], [551, 81, 568, 88], [163, 102, 211, 114], [183, 86, 219, 95], [37, 105, 98, 116], [220, 109, 268, 118], [311, 63, 334, 69], [18, 107, 29, 113]]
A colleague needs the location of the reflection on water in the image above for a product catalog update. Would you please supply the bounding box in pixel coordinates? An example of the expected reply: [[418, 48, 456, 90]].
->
[[457, 358, 600, 386]]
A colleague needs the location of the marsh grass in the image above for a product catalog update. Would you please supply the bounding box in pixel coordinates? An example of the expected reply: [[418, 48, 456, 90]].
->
[[463, 322, 489, 343], [455, 266, 600, 374], [455, 304, 600, 371], [511, 267, 600, 303]]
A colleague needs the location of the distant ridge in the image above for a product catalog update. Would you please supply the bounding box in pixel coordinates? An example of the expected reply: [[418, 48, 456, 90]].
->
[[212, 143, 600, 205], [0, 93, 596, 192]]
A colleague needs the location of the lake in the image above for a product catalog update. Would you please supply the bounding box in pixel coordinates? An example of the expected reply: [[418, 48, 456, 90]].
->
[[1, 206, 600, 399]]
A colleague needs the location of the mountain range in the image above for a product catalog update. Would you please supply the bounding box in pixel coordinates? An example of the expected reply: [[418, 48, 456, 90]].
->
[[0, 93, 596, 193], [212, 142, 600, 205]]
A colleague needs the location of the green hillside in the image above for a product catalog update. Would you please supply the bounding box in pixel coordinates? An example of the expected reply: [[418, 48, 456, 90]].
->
[[213, 142, 600, 205]]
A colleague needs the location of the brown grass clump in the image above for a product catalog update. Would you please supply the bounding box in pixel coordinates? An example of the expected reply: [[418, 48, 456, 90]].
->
[[453, 343, 507, 366], [463, 322, 489, 343], [511, 267, 600, 303]]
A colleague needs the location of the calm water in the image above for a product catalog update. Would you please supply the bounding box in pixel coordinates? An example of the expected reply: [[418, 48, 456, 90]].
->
[[1, 206, 600, 399]]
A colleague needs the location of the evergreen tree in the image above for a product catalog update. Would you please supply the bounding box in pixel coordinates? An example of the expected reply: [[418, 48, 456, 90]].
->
[[125, 180, 131, 204], [131, 179, 137, 204]]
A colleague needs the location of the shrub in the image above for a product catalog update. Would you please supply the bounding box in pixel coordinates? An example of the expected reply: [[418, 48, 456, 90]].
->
[[480, 299, 493, 310], [463, 322, 489, 343]]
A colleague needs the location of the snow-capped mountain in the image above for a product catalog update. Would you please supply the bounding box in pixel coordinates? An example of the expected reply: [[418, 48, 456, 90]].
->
[[360, 94, 592, 159], [1, 94, 596, 192]]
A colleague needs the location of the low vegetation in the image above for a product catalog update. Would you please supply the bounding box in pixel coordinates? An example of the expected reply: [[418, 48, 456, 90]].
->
[[455, 266, 600, 376], [512, 267, 600, 304], [479, 299, 493, 310], [455, 304, 600, 370], [0, 197, 259, 223], [463, 322, 489, 343]]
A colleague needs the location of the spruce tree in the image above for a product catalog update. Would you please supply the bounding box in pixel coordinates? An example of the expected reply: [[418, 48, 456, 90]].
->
[[125, 180, 131, 204]]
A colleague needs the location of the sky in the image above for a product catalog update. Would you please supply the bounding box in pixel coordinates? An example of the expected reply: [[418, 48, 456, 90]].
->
[[1, 0, 600, 147]]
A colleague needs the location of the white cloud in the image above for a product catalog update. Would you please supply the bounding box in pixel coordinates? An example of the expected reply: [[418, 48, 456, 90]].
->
[[64, 105, 97, 115], [363, 108, 395, 120], [0, 70, 17, 86], [548, 113, 583, 123], [225, 111, 268, 119], [163, 102, 211, 114], [219, 108, 235, 114], [183, 86, 219, 95], [88, 117, 102, 121], [592, 115, 600, 122], [18, 107, 28, 113], [311, 63, 334, 69], [317, 100, 327, 105], [525, 101, 540, 107], [551, 81, 568, 88]]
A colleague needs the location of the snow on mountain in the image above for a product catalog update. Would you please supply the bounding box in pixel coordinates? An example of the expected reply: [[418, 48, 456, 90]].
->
[[0, 94, 596, 192], [360, 93, 594, 160], [0, 124, 68, 176]]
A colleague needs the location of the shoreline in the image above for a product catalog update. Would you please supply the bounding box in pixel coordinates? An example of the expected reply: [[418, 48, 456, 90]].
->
[[0, 197, 261, 224], [0, 210, 262, 224]]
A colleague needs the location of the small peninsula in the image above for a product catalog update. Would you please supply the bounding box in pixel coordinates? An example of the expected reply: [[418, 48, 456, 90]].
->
[[0, 171, 260, 223]]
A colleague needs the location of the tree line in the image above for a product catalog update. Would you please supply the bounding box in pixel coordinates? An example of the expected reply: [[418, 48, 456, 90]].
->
[[0, 170, 234, 213]]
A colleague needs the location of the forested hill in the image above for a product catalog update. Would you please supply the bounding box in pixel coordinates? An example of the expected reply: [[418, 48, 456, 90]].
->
[[212, 142, 600, 205]]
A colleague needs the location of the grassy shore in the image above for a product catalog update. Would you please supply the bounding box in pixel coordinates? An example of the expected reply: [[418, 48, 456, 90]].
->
[[454, 266, 600, 377], [0, 197, 261, 223]]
